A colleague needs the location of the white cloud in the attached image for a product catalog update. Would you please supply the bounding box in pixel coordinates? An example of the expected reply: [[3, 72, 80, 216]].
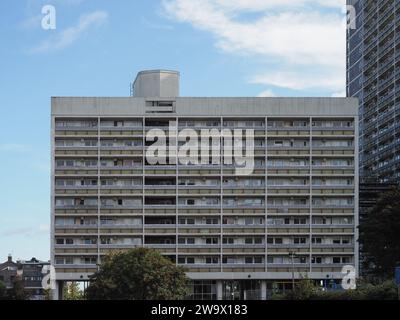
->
[[20, 14, 42, 30], [251, 70, 344, 92], [257, 89, 276, 97], [30, 10, 108, 53], [331, 91, 346, 97], [163, 0, 347, 95], [212, 0, 344, 11]]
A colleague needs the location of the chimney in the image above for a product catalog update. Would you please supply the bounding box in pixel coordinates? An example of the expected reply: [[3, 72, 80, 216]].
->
[[132, 70, 180, 98], [7, 254, 12, 262]]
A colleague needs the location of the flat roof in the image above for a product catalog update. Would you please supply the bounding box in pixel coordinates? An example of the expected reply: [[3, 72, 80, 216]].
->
[[51, 97, 359, 117]]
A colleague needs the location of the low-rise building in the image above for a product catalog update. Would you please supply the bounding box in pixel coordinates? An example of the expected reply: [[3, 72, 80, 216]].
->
[[0, 255, 50, 300]]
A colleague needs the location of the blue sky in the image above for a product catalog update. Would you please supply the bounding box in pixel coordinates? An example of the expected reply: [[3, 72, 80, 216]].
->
[[0, 0, 346, 261]]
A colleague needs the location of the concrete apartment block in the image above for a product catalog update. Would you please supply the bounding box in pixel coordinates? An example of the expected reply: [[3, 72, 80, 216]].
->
[[51, 70, 359, 300]]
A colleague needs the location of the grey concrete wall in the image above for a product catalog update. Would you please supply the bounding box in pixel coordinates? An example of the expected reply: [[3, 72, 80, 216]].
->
[[132, 70, 180, 98], [52, 97, 359, 117]]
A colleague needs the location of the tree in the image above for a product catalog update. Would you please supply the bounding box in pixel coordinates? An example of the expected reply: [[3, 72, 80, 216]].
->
[[86, 248, 189, 300], [275, 279, 398, 300], [63, 282, 84, 300], [43, 288, 51, 300], [8, 276, 29, 300], [0, 281, 7, 300], [276, 278, 321, 300], [359, 187, 400, 279]]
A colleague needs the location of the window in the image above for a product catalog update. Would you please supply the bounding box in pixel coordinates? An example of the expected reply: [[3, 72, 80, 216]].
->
[[187, 257, 195, 264], [254, 257, 262, 264], [312, 257, 322, 264], [342, 257, 351, 263], [312, 237, 322, 244], [222, 256, 235, 264], [83, 257, 97, 264], [294, 237, 306, 244], [84, 238, 95, 245], [333, 257, 341, 264], [206, 238, 218, 245], [223, 238, 234, 244], [206, 218, 218, 225], [205, 257, 218, 264], [298, 257, 307, 264], [245, 257, 253, 264]]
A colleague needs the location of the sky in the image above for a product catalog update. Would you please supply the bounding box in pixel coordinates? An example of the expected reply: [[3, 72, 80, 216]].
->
[[0, 0, 347, 262]]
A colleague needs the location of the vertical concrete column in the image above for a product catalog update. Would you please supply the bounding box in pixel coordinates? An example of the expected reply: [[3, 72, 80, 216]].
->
[[261, 281, 267, 300], [217, 281, 223, 300]]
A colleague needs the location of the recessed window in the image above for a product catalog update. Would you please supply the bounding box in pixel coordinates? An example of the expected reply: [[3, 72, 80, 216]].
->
[[333, 257, 341, 264], [186, 257, 195, 264]]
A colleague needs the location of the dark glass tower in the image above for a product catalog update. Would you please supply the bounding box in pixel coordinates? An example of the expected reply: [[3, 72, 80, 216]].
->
[[347, 0, 400, 182]]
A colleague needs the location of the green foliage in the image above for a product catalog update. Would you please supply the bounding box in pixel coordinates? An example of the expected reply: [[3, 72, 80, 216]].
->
[[283, 279, 321, 300], [359, 187, 400, 279], [63, 282, 84, 300], [86, 248, 189, 300], [8, 276, 30, 300], [276, 279, 398, 300], [0, 281, 6, 300], [43, 288, 51, 300]]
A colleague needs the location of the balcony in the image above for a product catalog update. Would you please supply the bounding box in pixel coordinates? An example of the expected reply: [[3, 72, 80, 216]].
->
[[54, 244, 97, 249], [54, 263, 97, 268], [145, 244, 176, 249], [267, 243, 309, 249], [222, 224, 264, 228], [312, 223, 354, 229], [178, 244, 221, 248], [177, 224, 220, 229], [55, 224, 98, 229]]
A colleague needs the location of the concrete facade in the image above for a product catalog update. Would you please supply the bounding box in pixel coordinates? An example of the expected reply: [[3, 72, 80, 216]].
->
[[51, 70, 359, 299], [132, 70, 180, 98], [347, 0, 400, 182]]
